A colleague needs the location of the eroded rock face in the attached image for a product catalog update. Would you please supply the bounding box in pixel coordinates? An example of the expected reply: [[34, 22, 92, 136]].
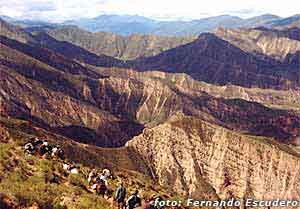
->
[[128, 114, 300, 200], [100, 68, 300, 110], [214, 27, 300, 61], [97, 69, 300, 142]]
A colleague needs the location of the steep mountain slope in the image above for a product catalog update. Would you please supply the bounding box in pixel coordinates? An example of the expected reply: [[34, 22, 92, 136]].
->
[[0, 36, 143, 147], [129, 33, 300, 90], [37, 26, 196, 60], [214, 27, 300, 61], [1, 35, 102, 79], [32, 32, 123, 67], [0, 18, 34, 43], [1, 18, 123, 68], [128, 113, 300, 200]]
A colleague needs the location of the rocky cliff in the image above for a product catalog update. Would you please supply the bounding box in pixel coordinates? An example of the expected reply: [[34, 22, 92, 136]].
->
[[128, 113, 300, 202]]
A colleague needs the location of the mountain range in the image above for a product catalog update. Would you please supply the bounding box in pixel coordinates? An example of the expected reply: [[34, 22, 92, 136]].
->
[[3, 13, 300, 36], [1, 14, 300, 208]]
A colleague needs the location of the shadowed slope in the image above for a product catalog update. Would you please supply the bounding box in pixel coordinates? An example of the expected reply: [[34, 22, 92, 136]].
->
[[129, 33, 300, 90]]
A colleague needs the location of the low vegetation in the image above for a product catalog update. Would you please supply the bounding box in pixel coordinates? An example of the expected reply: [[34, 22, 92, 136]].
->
[[0, 117, 181, 209]]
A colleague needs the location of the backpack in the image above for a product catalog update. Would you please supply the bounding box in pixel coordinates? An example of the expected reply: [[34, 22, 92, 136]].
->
[[128, 195, 141, 208]]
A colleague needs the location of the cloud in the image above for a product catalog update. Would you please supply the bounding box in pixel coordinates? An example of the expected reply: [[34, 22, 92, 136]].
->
[[0, 0, 299, 22], [223, 9, 263, 18], [0, 0, 107, 22], [28, 2, 56, 12]]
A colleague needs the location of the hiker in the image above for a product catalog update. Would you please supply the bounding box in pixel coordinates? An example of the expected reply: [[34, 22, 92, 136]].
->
[[24, 142, 35, 155], [96, 174, 108, 186], [115, 182, 126, 209], [92, 178, 107, 197], [38, 141, 52, 156], [126, 190, 141, 209], [88, 169, 98, 185], [51, 146, 64, 160]]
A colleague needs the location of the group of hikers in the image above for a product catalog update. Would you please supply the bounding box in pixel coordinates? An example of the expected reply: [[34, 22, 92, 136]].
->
[[24, 137, 65, 160], [87, 168, 144, 209], [87, 168, 164, 209], [23, 137, 164, 209], [113, 184, 163, 209]]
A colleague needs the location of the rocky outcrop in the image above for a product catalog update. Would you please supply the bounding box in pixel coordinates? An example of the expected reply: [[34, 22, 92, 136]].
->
[[128, 113, 300, 201]]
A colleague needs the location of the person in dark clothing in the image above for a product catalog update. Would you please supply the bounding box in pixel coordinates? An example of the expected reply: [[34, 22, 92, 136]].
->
[[115, 182, 126, 209], [96, 179, 107, 198], [126, 190, 141, 209], [39, 141, 51, 156]]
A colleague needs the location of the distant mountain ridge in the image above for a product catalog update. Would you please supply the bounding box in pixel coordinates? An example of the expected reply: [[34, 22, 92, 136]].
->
[[267, 14, 300, 28], [3, 13, 299, 36], [62, 14, 283, 35], [35, 25, 197, 60]]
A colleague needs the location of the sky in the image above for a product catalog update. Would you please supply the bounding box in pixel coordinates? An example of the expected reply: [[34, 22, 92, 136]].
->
[[0, 0, 299, 22]]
